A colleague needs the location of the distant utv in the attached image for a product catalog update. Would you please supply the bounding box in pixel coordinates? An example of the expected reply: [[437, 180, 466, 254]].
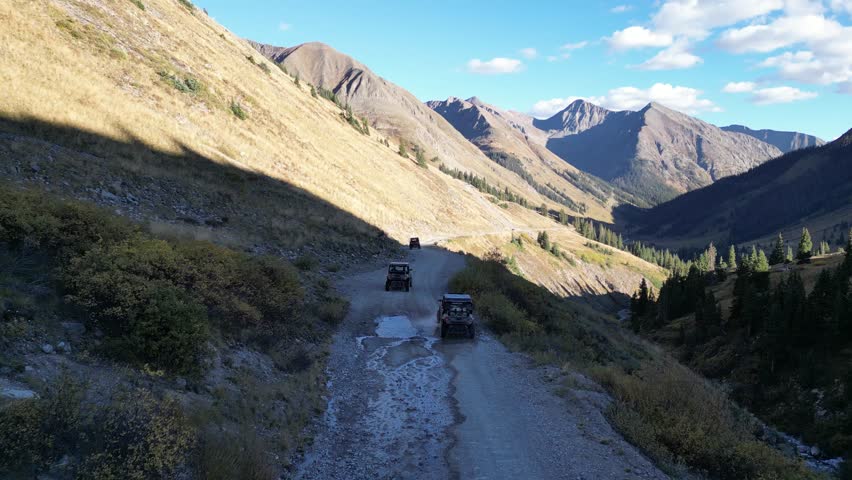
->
[[385, 262, 412, 291]]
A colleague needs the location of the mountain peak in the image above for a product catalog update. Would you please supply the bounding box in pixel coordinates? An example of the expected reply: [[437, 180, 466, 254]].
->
[[833, 128, 852, 148]]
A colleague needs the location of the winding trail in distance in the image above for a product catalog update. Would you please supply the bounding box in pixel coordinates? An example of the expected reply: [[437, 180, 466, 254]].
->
[[291, 246, 666, 480]]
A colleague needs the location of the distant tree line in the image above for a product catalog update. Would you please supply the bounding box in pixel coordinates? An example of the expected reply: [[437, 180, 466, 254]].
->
[[438, 164, 530, 208], [485, 152, 587, 214]]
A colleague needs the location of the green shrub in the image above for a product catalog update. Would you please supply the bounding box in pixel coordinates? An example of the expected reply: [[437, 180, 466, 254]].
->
[[196, 431, 274, 480], [158, 71, 202, 94], [64, 241, 210, 375], [1, 186, 309, 374], [129, 0, 145, 10], [177, 0, 195, 10], [77, 390, 194, 479], [230, 101, 247, 120], [316, 295, 349, 324], [293, 254, 317, 271], [0, 375, 84, 473], [174, 243, 303, 331], [475, 291, 539, 335]]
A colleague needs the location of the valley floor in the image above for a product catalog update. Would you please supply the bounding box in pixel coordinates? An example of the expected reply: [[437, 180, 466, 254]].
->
[[291, 246, 665, 480]]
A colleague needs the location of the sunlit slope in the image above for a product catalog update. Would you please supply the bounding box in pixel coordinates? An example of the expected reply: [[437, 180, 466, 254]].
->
[[0, 0, 552, 246], [251, 41, 580, 216]]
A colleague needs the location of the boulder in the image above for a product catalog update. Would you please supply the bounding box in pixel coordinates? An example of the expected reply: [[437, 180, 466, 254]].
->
[[41, 343, 55, 354]]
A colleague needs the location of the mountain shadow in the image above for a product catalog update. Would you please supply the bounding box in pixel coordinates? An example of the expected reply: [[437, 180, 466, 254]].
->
[[0, 116, 396, 255]]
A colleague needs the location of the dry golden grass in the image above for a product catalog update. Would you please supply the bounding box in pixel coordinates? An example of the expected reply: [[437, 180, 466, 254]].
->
[[0, 0, 580, 249]]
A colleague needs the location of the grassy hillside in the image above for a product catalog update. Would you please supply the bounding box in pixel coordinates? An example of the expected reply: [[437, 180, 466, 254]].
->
[[1, 0, 564, 253]]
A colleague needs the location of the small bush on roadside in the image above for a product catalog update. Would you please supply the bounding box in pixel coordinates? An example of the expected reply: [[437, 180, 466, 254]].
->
[[196, 430, 274, 480], [177, 0, 195, 10], [129, 0, 145, 10], [293, 254, 318, 271], [316, 295, 349, 324], [476, 291, 539, 335]]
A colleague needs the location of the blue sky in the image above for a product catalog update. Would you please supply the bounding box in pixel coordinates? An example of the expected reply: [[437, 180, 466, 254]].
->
[[197, 0, 851, 140]]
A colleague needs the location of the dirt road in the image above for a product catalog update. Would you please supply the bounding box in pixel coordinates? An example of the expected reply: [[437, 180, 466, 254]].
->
[[292, 247, 666, 480]]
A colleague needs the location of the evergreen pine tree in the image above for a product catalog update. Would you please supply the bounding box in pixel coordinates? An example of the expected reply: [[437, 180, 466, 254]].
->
[[769, 233, 785, 265], [755, 249, 770, 272], [728, 245, 737, 270], [630, 279, 650, 333], [706, 243, 717, 272], [786, 246, 794, 263], [797, 227, 813, 261], [398, 140, 408, 158]]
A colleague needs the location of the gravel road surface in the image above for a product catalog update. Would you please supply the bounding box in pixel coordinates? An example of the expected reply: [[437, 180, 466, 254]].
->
[[291, 247, 667, 480]]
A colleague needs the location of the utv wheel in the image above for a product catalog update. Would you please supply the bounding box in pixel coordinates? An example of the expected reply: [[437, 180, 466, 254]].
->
[[405, 284, 410, 292], [440, 323, 447, 338], [385, 282, 390, 291], [467, 325, 476, 339]]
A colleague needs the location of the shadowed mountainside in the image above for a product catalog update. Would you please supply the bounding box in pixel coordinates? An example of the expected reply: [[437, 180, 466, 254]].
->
[[620, 128, 852, 249]]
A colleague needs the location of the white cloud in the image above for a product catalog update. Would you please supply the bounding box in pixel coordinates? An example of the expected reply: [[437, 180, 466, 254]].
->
[[749, 86, 818, 104], [717, 14, 844, 53], [278, 22, 292, 31], [530, 97, 586, 118], [652, 0, 784, 39], [546, 55, 559, 62], [831, 0, 852, 14], [593, 83, 721, 113], [466, 57, 524, 74], [531, 83, 721, 118], [717, 12, 852, 90], [606, 26, 673, 50], [759, 50, 852, 85], [561, 41, 589, 51], [723, 81, 756, 92], [611, 5, 632, 13], [519, 48, 538, 59], [637, 42, 702, 69]]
